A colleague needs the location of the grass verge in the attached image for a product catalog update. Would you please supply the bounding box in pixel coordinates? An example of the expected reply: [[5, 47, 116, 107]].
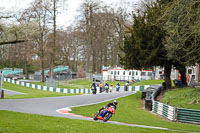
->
[[162, 87, 200, 110], [33, 79, 92, 89], [3, 82, 76, 99], [71, 92, 200, 132], [0, 110, 177, 133], [33, 79, 127, 89]]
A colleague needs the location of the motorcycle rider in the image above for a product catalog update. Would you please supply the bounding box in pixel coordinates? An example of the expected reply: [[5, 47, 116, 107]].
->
[[105, 82, 109, 93], [98, 100, 118, 114], [91, 82, 97, 94], [124, 81, 129, 91]]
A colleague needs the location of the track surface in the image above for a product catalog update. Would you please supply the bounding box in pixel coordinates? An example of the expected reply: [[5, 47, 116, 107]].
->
[[0, 89, 133, 118], [0, 88, 171, 131]]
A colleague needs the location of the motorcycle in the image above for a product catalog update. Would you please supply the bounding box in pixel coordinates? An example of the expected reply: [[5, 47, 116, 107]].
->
[[93, 105, 116, 122], [105, 85, 109, 93]]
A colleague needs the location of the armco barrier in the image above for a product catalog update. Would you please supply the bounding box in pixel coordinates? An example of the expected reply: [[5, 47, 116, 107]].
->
[[130, 85, 150, 92], [152, 100, 176, 121], [177, 108, 200, 124], [151, 86, 176, 121], [3, 78, 93, 94]]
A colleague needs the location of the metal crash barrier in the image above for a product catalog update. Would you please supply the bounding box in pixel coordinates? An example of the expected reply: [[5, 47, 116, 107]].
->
[[177, 108, 200, 124]]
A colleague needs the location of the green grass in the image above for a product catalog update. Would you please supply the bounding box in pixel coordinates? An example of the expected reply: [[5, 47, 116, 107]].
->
[[133, 80, 175, 87], [0, 110, 177, 133], [33, 79, 127, 89], [162, 87, 200, 110], [33, 79, 92, 89], [133, 80, 164, 86], [71, 92, 200, 132], [3, 82, 76, 99]]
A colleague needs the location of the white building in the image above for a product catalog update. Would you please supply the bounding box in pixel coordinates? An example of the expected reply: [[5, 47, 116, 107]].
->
[[103, 66, 199, 82], [102, 67, 153, 81]]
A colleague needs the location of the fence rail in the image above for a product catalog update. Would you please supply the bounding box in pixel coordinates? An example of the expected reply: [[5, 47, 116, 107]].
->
[[150, 85, 200, 125], [152, 101, 176, 121], [177, 108, 200, 124]]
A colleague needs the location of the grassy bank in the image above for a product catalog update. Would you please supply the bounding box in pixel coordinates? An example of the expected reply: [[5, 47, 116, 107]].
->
[[71, 92, 200, 132], [0, 110, 175, 133], [162, 87, 200, 110], [3, 82, 76, 99]]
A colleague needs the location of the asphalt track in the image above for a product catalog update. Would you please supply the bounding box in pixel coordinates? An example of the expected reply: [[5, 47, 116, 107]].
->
[[0, 88, 172, 131], [4, 89, 26, 96]]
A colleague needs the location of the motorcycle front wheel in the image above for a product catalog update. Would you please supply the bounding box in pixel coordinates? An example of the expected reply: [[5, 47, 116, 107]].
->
[[93, 112, 99, 120], [103, 112, 112, 122]]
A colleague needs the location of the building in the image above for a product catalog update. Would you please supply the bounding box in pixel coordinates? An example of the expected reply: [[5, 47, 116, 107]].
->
[[34, 66, 74, 81], [102, 67, 153, 81]]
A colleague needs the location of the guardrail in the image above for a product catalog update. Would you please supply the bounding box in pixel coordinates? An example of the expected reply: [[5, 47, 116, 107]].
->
[[177, 108, 200, 124], [152, 100, 176, 121], [150, 85, 200, 125], [150, 86, 176, 121]]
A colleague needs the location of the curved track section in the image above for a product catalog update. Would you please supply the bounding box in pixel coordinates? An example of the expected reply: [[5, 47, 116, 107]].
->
[[0, 90, 173, 131]]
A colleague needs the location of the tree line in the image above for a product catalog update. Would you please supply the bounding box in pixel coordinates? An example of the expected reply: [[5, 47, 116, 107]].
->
[[0, 0, 131, 81], [121, 0, 200, 89]]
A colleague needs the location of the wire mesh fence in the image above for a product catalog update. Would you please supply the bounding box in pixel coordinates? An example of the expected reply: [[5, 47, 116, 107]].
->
[[45, 78, 58, 88]]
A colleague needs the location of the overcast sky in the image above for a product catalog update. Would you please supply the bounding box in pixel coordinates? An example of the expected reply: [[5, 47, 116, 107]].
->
[[0, 0, 140, 27]]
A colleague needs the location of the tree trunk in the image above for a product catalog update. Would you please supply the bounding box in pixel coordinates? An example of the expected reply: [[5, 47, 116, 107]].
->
[[50, 0, 56, 79], [164, 65, 172, 89], [104, 46, 108, 67], [178, 65, 187, 86], [85, 55, 90, 72], [99, 51, 103, 73], [24, 61, 29, 79], [92, 50, 96, 73], [41, 57, 45, 82], [50, 60, 54, 79]]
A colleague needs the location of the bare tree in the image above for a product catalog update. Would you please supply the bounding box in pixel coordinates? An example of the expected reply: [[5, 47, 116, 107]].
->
[[21, 0, 52, 81]]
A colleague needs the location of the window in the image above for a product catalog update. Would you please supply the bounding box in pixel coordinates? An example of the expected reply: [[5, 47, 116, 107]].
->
[[188, 69, 192, 74], [132, 71, 134, 76], [148, 72, 152, 76], [129, 71, 131, 75], [123, 71, 125, 75], [118, 71, 119, 75], [111, 71, 113, 75], [114, 71, 116, 75], [141, 72, 146, 76], [136, 71, 138, 75]]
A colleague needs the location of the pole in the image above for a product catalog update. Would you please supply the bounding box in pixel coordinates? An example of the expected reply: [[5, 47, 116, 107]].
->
[[0, 71, 3, 98]]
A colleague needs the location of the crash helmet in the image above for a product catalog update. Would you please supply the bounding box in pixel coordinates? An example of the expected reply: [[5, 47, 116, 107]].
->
[[113, 100, 118, 106]]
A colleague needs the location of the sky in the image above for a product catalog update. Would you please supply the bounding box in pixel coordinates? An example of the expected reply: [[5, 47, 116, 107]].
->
[[0, 0, 140, 27]]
